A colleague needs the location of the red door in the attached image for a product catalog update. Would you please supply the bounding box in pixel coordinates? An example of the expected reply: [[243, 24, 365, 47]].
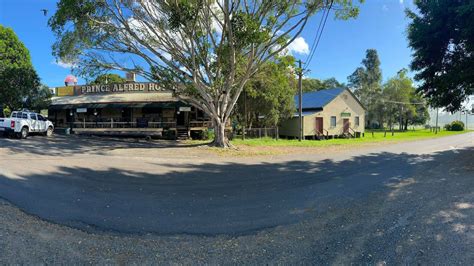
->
[[343, 118, 350, 133], [315, 117, 323, 134]]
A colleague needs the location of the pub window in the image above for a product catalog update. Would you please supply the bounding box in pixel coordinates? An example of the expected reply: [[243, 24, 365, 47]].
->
[[330, 116, 336, 127], [355, 116, 360, 126]]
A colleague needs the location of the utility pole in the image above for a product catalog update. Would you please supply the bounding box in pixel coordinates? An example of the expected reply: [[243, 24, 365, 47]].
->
[[298, 60, 303, 141], [465, 109, 468, 131], [242, 90, 246, 140]]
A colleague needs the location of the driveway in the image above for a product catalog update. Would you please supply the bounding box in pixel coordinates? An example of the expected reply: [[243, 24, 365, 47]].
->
[[0, 133, 473, 263]]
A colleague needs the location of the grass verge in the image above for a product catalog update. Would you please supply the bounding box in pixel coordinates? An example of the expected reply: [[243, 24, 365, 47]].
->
[[230, 129, 469, 147], [186, 129, 470, 156]]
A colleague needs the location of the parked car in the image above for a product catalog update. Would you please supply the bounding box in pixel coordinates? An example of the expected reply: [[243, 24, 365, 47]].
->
[[0, 111, 54, 139]]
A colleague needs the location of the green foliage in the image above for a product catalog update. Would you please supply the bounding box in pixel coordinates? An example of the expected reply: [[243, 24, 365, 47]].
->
[[4, 106, 11, 117], [48, 0, 363, 147], [407, 0, 474, 112], [409, 92, 430, 126], [48, 0, 362, 84], [236, 56, 296, 127], [381, 69, 429, 130], [228, 129, 465, 148], [0, 25, 45, 110], [206, 129, 215, 140], [348, 49, 382, 126], [302, 77, 345, 92], [24, 85, 53, 112], [0, 25, 32, 69], [302, 78, 324, 92], [445, 120, 464, 131], [90, 74, 126, 85], [2, 106, 11, 117]]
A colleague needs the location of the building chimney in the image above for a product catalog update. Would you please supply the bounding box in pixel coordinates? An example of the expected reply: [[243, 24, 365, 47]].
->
[[126, 72, 136, 82]]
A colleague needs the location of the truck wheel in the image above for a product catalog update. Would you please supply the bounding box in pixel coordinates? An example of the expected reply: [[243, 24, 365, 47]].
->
[[20, 127, 28, 139], [46, 127, 53, 137]]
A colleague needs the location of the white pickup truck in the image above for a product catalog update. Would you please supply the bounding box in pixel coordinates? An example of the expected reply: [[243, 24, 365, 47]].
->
[[0, 111, 54, 139]]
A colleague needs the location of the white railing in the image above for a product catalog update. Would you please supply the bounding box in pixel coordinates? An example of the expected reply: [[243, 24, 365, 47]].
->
[[188, 121, 213, 128], [72, 119, 176, 129]]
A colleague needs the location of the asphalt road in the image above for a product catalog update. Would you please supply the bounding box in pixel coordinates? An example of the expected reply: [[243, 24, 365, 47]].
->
[[0, 133, 473, 263], [0, 133, 472, 237]]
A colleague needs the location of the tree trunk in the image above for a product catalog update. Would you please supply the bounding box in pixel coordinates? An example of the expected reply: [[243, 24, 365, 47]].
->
[[213, 119, 231, 148]]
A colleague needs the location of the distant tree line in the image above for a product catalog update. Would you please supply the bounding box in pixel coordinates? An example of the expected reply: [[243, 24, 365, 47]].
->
[[348, 49, 429, 130]]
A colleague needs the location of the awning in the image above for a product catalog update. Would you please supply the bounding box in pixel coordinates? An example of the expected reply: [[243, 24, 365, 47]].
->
[[49, 92, 187, 110], [49, 102, 186, 110], [51, 92, 176, 105]]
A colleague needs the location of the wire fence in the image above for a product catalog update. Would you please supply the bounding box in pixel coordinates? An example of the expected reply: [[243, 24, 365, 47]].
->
[[240, 127, 279, 139]]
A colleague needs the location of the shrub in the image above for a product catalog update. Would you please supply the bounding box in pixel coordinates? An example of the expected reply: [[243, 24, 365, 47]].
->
[[445, 121, 464, 131], [3, 106, 11, 117], [206, 129, 215, 140], [449, 120, 465, 131]]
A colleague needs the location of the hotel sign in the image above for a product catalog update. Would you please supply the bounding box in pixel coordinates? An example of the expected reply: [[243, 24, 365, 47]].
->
[[74, 82, 171, 95]]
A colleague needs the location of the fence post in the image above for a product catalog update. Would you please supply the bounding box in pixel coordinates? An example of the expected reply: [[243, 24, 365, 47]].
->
[[259, 128, 262, 138], [276, 127, 279, 140]]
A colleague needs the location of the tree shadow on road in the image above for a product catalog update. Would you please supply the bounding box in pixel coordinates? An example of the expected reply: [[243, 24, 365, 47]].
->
[[0, 134, 204, 156], [0, 147, 472, 240]]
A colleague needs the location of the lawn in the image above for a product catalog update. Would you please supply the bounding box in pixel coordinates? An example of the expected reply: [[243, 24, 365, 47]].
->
[[228, 129, 469, 147]]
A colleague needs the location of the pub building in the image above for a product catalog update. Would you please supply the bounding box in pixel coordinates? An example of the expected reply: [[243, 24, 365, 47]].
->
[[48, 77, 212, 139]]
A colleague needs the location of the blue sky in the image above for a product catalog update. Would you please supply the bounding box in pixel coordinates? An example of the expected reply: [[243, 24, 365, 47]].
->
[[0, 0, 416, 87]]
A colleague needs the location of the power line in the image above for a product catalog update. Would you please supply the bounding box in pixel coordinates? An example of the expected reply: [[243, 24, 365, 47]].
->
[[304, 0, 334, 71], [381, 99, 427, 105], [304, 6, 327, 67]]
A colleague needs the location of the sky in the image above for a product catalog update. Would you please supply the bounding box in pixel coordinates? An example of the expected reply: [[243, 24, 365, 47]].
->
[[0, 0, 417, 87]]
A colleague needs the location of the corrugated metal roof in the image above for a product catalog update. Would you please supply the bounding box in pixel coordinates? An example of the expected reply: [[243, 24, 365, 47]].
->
[[51, 92, 177, 105], [295, 88, 345, 109], [49, 102, 183, 110]]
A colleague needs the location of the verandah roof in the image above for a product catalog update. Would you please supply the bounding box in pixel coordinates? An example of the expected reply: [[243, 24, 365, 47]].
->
[[49, 92, 187, 110], [49, 102, 184, 110]]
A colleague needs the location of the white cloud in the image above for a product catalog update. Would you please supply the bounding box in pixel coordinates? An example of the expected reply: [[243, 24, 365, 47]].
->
[[211, 18, 222, 34], [52, 59, 76, 69], [162, 51, 172, 61], [382, 5, 389, 11], [399, 0, 404, 4], [286, 37, 310, 55]]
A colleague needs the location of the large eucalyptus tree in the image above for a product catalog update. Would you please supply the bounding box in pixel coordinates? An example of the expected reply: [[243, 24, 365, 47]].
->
[[50, 0, 361, 147]]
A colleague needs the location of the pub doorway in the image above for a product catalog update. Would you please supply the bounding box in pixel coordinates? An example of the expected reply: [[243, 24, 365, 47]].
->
[[176, 111, 188, 127]]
